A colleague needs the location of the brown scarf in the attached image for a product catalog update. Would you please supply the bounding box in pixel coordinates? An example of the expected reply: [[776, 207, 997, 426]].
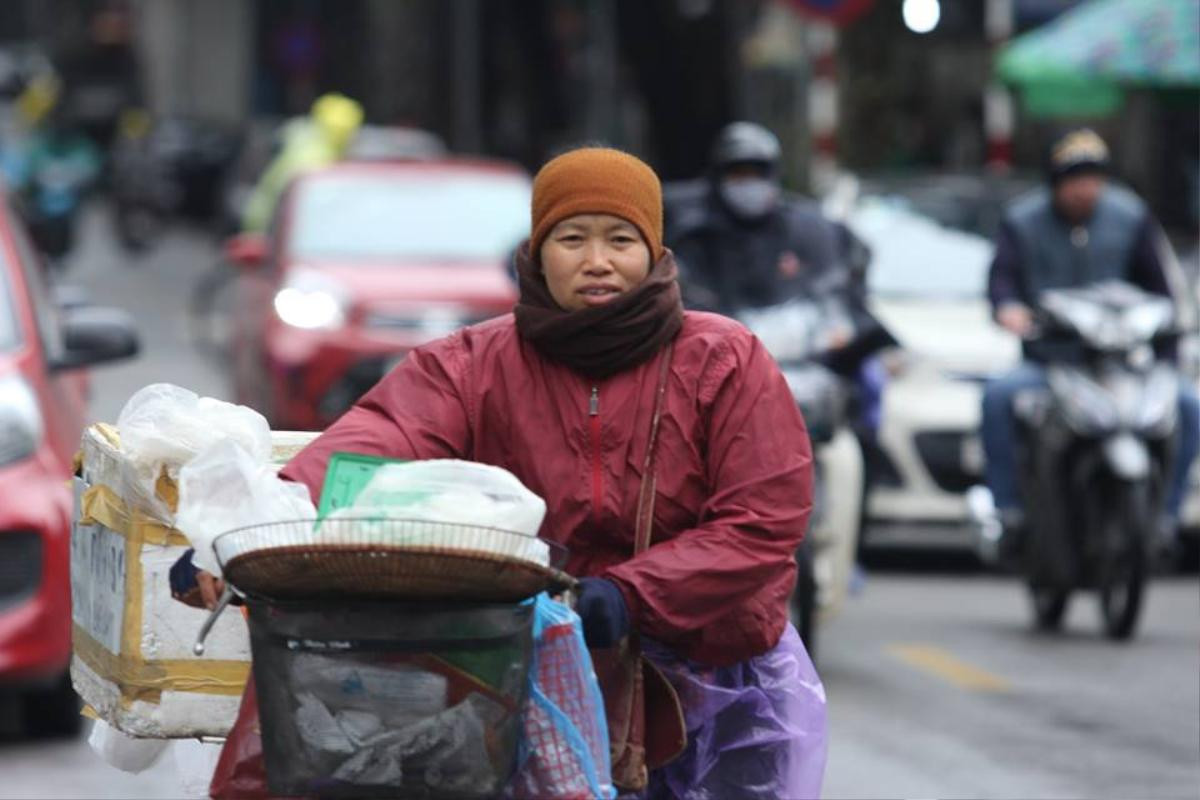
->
[[513, 243, 684, 379]]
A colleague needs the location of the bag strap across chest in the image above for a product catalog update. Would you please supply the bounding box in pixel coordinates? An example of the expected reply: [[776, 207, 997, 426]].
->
[[634, 342, 673, 556]]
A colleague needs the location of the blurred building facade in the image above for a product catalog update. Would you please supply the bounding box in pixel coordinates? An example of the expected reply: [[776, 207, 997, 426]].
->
[[0, 0, 1194, 230]]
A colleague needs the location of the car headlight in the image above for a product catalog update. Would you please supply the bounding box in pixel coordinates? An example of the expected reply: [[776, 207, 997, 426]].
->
[[0, 374, 44, 467], [274, 270, 346, 330]]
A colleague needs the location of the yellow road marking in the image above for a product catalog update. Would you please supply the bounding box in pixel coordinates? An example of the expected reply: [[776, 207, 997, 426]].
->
[[887, 644, 1012, 692]]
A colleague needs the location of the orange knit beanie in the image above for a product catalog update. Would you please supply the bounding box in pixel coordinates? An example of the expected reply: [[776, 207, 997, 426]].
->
[[530, 147, 663, 261]]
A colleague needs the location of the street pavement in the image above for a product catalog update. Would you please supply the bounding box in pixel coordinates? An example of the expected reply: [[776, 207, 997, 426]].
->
[[0, 206, 1196, 798], [63, 205, 233, 420], [821, 570, 1200, 800]]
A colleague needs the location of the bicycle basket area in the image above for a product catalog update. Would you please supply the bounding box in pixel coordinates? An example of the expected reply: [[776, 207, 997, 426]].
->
[[214, 518, 572, 602], [248, 597, 534, 799]]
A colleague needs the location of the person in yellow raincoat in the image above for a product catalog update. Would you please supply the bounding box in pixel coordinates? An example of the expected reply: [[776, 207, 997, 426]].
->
[[240, 92, 363, 233]]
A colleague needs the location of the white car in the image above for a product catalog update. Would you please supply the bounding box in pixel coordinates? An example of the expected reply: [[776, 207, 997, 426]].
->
[[848, 198, 1021, 548], [1180, 264, 1200, 548]]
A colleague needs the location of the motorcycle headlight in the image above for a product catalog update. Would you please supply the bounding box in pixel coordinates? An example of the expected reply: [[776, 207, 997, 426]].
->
[[1134, 366, 1178, 436], [0, 374, 44, 467], [1122, 301, 1173, 342], [1048, 368, 1118, 435], [273, 270, 346, 330]]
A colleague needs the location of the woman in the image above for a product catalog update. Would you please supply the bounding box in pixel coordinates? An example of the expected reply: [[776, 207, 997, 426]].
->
[[280, 147, 827, 798]]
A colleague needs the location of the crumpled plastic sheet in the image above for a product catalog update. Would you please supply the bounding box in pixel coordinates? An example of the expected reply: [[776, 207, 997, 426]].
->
[[290, 655, 449, 729], [87, 719, 170, 774], [326, 460, 551, 565], [636, 625, 828, 800], [174, 438, 316, 576], [329, 693, 500, 794], [116, 383, 272, 521]]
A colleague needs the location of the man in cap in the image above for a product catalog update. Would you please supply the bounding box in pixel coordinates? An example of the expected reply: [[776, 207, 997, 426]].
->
[[980, 128, 1200, 552]]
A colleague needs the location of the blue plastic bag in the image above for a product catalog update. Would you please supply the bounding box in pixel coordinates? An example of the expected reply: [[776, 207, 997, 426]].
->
[[510, 594, 616, 800]]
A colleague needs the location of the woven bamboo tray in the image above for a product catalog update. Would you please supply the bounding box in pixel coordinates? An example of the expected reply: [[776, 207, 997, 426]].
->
[[214, 519, 574, 602]]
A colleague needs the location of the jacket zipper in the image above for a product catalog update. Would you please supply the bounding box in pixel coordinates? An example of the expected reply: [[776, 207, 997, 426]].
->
[[589, 385, 602, 520]]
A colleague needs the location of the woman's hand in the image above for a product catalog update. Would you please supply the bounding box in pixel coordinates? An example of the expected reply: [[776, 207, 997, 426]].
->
[[196, 571, 227, 610]]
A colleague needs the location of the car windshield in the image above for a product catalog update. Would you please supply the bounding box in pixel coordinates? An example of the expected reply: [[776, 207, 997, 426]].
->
[[857, 174, 1037, 239], [0, 257, 21, 352], [851, 197, 993, 300], [289, 171, 531, 262]]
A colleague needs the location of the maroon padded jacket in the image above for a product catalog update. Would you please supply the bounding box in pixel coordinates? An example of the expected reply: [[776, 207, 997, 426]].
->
[[280, 311, 812, 666]]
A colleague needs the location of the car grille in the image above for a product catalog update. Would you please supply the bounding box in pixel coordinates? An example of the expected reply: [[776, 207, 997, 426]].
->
[[363, 311, 495, 332], [318, 357, 394, 422], [0, 531, 42, 608], [914, 431, 981, 493], [862, 437, 904, 488]]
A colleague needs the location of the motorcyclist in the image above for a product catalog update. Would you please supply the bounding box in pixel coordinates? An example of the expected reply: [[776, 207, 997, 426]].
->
[[981, 128, 1200, 550], [668, 122, 854, 310], [239, 91, 363, 233], [665, 120, 888, 433], [6, 83, 100, 261]]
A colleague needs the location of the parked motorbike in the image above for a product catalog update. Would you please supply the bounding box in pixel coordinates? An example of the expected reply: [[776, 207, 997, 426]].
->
[[109, 112, 240, 251], [993, 281, 1178, 640], [12, 130, 99, 261]]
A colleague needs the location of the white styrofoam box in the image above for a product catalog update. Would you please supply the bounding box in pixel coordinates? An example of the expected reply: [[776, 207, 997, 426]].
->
[[70, 425, 319, 738], [70, 495, 252, 738], [72, 654, 245, 740]]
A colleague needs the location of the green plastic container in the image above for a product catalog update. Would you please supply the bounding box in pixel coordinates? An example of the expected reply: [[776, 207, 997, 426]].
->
[[316, 451, 409, 519]]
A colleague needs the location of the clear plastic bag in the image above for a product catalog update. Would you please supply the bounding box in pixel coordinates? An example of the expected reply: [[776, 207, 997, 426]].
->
[[326, 459, 550, 565], [510, 594, 615, 800], [291, 656, 449, 730], [116, 384, 272, 519], [87, 719, 170, 774], [348, 460, 546, 534], [174, 438, 316, 576]]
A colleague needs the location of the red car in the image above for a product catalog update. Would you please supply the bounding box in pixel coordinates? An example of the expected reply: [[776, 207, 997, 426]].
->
[[227, 159, 530, 430], [0, 196, 138, 736]]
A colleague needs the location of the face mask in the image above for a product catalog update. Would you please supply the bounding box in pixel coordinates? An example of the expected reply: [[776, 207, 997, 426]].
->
[[719, 178, 780, 221]]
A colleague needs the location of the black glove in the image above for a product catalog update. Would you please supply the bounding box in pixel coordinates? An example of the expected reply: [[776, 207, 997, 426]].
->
[[576, 577, 630, 649], [169, 548, 201, 604]]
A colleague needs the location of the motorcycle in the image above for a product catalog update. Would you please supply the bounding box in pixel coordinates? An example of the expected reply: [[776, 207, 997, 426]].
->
[[739, 296, 890, 656], [13, 131, 99, 261], [986, 281, 1179, 640], [109, 112, 241, 251]]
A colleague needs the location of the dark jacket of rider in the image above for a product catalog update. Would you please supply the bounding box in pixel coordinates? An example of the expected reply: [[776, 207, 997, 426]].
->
[[988, 183, 1173, 310]]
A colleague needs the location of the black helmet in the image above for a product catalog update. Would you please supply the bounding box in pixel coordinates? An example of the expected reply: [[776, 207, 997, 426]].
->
[[711, 121, 781, 172]]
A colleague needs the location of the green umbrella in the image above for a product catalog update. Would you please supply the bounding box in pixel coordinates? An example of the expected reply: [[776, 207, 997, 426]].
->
[[997, 0, 1200, 116]]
